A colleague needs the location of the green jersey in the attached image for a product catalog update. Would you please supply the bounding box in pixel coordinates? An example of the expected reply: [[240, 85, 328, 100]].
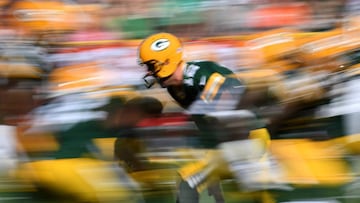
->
[[167, 61, 244, 112], [167, 61, 245, 148]]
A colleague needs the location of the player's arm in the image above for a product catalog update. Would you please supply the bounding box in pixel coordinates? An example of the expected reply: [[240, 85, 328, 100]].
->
[[188, 73, 245, 113], [202, 73, 244, 102]]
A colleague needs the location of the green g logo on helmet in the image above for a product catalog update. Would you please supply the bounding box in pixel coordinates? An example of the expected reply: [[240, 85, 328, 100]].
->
[[151, 39, 170, 51]]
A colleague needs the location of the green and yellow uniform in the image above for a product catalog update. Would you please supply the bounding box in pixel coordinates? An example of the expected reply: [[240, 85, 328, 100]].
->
[[167, 61, 246, 149], [165, 61, 253, 203], [167, 61, 244, 111]]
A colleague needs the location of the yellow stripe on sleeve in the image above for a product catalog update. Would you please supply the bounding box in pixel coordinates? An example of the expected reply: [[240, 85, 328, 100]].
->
[[200, 73, 226, 103]]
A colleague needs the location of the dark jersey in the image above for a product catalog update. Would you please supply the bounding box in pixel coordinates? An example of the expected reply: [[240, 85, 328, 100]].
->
[[167, 61, 244, 113], [167, 61, 245, 148]]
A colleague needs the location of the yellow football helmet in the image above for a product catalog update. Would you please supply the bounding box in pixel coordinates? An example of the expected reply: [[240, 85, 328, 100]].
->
[[138, 33, 183, 80], [244, 28, 299, 63], [9, 0, 75, 34]]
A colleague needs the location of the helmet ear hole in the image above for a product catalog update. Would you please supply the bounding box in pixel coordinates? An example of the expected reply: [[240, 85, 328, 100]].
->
[[164, 59, 170, 65]]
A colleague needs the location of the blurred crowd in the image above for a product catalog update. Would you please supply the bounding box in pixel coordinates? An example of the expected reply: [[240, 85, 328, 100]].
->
[[0, 0, 357, 40], [1, 0, 360, 203]]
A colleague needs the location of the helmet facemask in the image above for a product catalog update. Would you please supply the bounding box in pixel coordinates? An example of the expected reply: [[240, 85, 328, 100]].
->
[[140, 59, 171, 88]]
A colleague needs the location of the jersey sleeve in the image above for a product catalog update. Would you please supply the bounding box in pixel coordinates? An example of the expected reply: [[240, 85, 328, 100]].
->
[[200, 73, 244, 103], [188, 62, 245, 113]]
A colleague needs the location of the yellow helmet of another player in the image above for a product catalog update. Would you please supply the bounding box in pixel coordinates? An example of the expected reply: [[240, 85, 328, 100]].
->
[[9, 0, 75, 34], [138, 32, 183, 79]]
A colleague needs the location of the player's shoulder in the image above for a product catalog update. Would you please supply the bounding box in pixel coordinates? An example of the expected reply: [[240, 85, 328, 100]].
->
[[186, 60, 219, 67], [185, 60, 227, 75]]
